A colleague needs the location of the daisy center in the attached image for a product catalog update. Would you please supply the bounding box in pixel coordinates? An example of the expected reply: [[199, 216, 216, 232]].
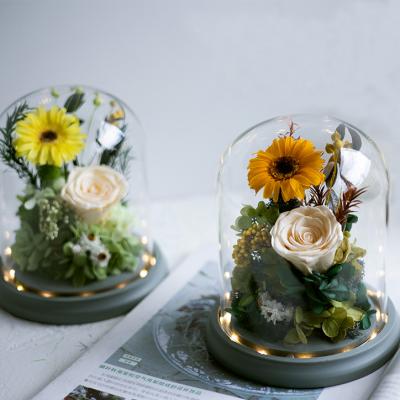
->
[[270, 156, 299, 180], [40, 130, 58, 143]]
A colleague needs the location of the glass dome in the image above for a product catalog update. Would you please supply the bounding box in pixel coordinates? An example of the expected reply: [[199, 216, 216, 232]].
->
[[0, 85, 155, 293], [217, 115, 388, 357]]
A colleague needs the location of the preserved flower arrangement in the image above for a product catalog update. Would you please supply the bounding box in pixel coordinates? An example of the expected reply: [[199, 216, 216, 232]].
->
[[228, 124, 375, 345], [0, 87, 146, 287]]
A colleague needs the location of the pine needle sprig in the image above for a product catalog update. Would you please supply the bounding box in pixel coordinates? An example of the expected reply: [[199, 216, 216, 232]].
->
[[335, 184, 367, 226], [307, 184, 330, 206], [0, 102, 37, 185]]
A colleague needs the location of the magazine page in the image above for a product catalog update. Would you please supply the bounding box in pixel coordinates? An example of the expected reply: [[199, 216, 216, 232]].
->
[[34, 245, 384, 400], [368, 348, 400, 399]]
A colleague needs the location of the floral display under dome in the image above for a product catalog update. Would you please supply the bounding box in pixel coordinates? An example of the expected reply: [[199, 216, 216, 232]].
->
[[216, 116, 390, 359], [0, 86, 167, 324]]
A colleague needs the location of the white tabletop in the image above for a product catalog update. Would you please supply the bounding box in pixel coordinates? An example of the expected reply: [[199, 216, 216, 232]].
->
[[0, 195, 399, 400], [0, 196, 217, 400]]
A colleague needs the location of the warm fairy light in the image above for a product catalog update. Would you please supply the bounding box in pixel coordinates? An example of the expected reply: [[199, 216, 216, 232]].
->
[[139, 269, 148, 278], [116, 282, 128, 289], [223, 311, 231, 325], [256, 348, 269, 355], [369, 330, 378, 341], [375, 309, 381, 322], [39, 291, 53, 298], [340, 347, 352, 353], [296, 353, 313, 359], [3, 269, 16, 283], [224, 292, 230, 301], [16, 284, 24, 292], [382, 313, 389, 323], [224, 271, 230, 279], [141, 236, 148, 245], [230, 333, 240, 344], [4, 246, 12, 256], [150, 256, 156, 266], [80, 291, 95, 297], [142, 253, 150, 263]]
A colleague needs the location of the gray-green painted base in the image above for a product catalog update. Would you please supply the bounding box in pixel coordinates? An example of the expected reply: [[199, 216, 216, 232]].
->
[[0, 243, 168, 324], [206, 299, 400, 388]]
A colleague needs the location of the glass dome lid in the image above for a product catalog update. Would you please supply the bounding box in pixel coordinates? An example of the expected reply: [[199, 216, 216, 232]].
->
[[217, 115, 388, 358], [0, 85, 156, 296]]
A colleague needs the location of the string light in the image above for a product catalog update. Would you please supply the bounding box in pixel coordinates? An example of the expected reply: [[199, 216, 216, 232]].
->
[[139, 269, 148, 278], [16, 284, 24, 292], [230, 333, 240, 344]]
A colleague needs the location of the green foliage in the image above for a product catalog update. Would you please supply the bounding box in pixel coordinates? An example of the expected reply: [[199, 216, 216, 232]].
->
[[302, 262, 366, 313], [98, 125, 134, 177], [37, 165, 63, 188], [0, 102, 37, 185], [229, 197, 372, 345], [284, 304, 360, 344], [63, 218, 143, 286], [11, 183, 143, 286], [232, 201, 279, 232], [64, 91, 85, 113], [345, 214, 358, 232], [359, 309, 376, 330], [11, 209, 74, 274], [231, 265, 252, 294], [257, 248, 304, 300], [277, 195, 302, 213]]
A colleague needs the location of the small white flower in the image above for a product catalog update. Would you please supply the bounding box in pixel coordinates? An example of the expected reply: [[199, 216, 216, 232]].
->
[[258, 292, 294, 325], [90, 249, 110, 268], [76, 234, 111, 268], [71, 244, 82, 254]]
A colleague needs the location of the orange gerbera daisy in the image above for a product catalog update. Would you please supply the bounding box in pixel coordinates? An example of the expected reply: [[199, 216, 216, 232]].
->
[[248, 136, 325, 202]]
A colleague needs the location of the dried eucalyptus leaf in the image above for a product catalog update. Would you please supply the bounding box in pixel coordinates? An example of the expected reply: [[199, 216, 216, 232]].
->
[[348, 127, 362, 150], [336, 123, 346, 139]]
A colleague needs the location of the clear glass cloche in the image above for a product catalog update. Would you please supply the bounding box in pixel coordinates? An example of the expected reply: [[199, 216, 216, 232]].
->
[[0, 85, 154, 291], [217, 115, 388, 357]]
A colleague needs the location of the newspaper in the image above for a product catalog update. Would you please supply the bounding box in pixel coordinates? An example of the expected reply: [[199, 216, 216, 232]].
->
[[34, 244, 395, 400]]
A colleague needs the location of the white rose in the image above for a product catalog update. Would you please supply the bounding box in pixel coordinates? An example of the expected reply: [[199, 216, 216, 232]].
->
[[61, 165, 128, 224], [270, 206, 343, 275]]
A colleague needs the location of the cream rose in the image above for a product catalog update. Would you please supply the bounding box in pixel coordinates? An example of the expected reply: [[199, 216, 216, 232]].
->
[[61, 165, 128, 224], [270, 206, 343, 275]]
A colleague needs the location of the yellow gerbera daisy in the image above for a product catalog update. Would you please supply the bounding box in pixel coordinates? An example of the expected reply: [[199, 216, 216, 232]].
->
[[14, 106, 86, 167], [248, 136, 325, 202]]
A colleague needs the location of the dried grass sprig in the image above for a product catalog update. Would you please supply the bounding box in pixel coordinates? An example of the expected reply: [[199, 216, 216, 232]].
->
[[335, 184, 367, 225], [307, 184, 331, 207]]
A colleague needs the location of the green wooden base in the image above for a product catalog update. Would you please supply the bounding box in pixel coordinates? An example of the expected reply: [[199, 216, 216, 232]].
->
[[0, 243, 168, 324], [206, 299, 400, 388]]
